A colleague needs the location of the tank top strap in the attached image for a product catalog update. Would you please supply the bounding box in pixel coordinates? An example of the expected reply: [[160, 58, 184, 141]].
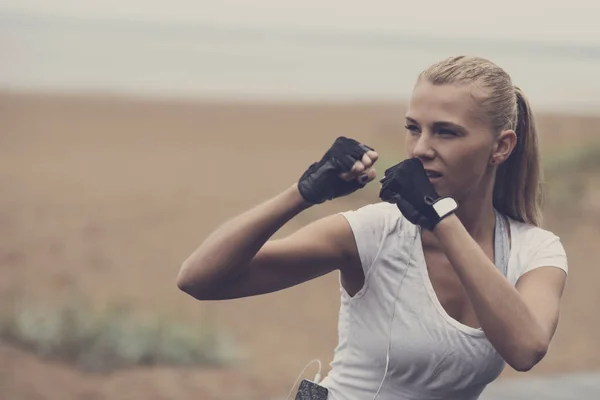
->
[[494, 209, 510, 277]]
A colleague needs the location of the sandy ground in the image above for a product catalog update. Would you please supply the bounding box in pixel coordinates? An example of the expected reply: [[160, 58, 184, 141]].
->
[[1, 91, 600, 399]]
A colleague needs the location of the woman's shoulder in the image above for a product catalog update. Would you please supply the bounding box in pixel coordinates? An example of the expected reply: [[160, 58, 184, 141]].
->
[[507, 217, 562, 245], [342, 201, 401, 218], [506, 216, 568, 277], [340, 201, 411, 240], [339, 201, 411, 275], [340, 201, 409, 233]]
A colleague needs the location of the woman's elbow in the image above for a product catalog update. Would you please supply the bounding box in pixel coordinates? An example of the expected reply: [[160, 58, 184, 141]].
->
[[176, 260, 205, 298], [508, 340, 549, 372], [176, 258, 229, 300]]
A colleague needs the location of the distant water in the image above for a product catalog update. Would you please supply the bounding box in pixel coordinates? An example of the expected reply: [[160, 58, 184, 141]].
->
[[3, 12, 600, 114]]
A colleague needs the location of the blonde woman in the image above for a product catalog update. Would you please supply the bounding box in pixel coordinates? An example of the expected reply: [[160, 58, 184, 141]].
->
[[177, 56, 568, 400]]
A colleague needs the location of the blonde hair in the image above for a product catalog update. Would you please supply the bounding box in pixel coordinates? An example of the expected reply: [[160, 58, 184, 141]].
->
[[419, 56, 543, 226]]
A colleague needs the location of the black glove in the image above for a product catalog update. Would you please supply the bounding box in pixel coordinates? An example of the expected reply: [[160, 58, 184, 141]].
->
[[379, 158, 458, 230], [298, 136, 374, 204]]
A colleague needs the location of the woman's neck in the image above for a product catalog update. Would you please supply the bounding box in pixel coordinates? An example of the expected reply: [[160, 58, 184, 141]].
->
[[451, 169, 498, 240], [453, 194, 497, 241]]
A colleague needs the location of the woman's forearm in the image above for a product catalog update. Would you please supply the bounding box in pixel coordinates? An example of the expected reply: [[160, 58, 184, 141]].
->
[[176, 183, 311, 296], [433, 214, 548, 371]]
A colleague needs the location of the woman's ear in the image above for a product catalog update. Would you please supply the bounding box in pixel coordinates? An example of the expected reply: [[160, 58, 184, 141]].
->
[[490, 130, 517, 165]]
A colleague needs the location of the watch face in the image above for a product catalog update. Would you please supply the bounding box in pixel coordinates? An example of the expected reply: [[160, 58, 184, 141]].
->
[[433, 197, 458, 217]]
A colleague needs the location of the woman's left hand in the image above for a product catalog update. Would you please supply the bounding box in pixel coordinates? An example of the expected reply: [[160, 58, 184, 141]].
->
[[379, 158, 457, 230]]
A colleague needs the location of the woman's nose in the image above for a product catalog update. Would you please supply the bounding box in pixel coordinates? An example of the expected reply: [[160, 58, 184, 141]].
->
[[411, 133, 435, 160]]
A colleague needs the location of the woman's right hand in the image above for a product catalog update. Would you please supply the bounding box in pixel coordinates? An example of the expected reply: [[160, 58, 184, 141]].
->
[[297, 136, 379, 204]]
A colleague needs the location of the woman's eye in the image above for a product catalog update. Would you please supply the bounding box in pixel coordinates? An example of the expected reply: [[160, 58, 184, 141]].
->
[[438, 128, 456, 136], [405, 124, 419, 133]]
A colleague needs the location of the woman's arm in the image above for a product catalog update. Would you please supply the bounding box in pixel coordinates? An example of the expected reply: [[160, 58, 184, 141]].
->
[[433, 214, 567, 371], [177, 183, 362, 300], [177, 138, 379, 300]]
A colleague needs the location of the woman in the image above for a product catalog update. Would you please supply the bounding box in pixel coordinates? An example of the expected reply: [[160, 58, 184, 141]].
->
[[176, 56, 568, 400]]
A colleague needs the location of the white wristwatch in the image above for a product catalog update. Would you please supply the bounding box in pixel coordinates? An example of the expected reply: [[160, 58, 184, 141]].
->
[[432, 196, 458, 220]]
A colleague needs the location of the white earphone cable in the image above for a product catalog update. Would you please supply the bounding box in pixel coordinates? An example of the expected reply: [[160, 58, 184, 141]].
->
[[372, 229, 418, 400]]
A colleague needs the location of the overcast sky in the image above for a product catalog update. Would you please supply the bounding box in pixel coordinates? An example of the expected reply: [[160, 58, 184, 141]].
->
[[2, 0, 600, 44]]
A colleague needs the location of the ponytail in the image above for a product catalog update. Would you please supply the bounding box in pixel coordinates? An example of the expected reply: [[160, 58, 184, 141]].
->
[[493, 86, 544, 226]]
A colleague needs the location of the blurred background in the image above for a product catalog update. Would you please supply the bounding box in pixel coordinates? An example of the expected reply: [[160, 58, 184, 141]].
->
[[1, 1, 600, 399]]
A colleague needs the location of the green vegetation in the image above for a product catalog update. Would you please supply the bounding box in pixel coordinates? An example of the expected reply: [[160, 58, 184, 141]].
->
[[0, 297, 242, 373]]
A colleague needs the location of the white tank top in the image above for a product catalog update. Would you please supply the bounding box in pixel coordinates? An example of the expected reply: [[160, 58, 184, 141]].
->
[[319, 202, 568, 400]]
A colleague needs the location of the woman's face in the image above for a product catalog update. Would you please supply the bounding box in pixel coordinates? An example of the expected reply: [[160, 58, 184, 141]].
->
[[404, 80, 499, 201]]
